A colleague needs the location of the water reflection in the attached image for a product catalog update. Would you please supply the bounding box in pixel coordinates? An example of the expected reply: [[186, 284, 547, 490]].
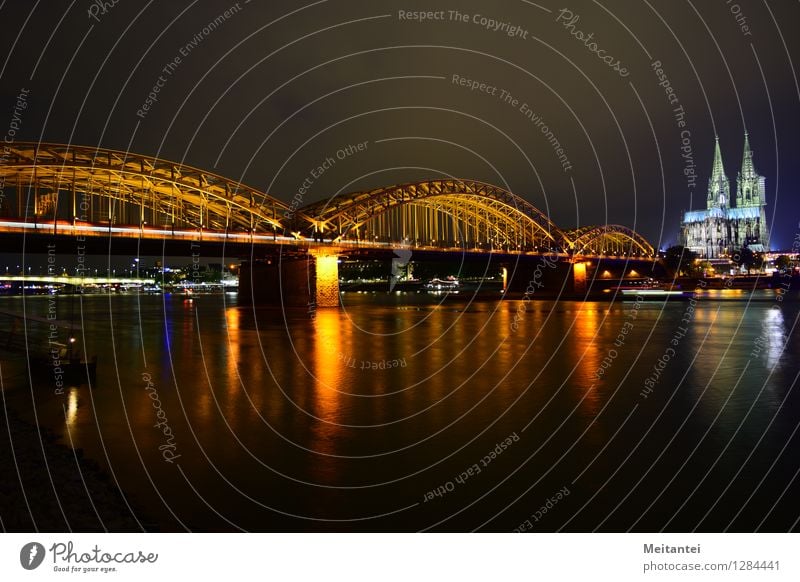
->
[[3, 293, 799, 531], [311, 309, 347, 468], [760, 306, 785, 368], [65, 386, 79, 427], [313, 309, 345, 416], [571, 305, 603, 416], [222, 304, 245, 422]]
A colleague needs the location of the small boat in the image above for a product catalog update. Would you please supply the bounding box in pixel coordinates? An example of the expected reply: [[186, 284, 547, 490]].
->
[[617, 288, 691, 300], [606, 280, 691, 300], [424, 277, 460, 292]]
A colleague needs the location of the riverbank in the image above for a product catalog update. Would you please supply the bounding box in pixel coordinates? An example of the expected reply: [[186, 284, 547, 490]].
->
[[0, 401, 148, 532]]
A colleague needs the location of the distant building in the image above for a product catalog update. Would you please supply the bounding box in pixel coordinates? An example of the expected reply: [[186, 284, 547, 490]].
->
[[680, 133, 769, 258]]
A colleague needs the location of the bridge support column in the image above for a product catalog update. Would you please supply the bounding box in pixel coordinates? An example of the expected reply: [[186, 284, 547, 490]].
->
[[239, 256, 314, 308], [239, 250, 340, 308], [311, 249, 339, 307], [572, 261, 587, 294]]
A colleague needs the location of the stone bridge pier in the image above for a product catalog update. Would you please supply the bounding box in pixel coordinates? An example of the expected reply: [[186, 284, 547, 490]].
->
[[501, 256, 659, 297], [239, 248, 340, 309]]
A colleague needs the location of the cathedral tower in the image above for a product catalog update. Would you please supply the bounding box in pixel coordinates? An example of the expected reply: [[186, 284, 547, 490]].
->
[[707, 136, 730, 209], [733, 131, 769, 249], [681, 133, 770, 258], [736, 131, 766, 208]]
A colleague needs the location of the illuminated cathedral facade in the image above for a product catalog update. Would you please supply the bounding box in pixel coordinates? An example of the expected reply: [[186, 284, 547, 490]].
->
[[680, 133, 769, 258]]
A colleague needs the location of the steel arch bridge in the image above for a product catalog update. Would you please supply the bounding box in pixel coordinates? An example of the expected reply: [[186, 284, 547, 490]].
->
[[562, 225, 654, 256], [300, 179, 654, 256], [0, 143, 654, 256], [298, 179, 564, 250], [0, 142, 290, 232]]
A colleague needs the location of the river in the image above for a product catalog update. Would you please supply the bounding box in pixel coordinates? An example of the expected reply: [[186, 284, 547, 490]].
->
[[1, 290, 799, 531]]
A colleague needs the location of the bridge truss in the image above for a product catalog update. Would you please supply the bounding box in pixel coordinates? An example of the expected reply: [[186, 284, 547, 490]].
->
[[0, 142, 290, 232], [562, 225, 654, 256], [301, 179, 653, 255], [299, 179, 563, 250], [0, 145, 654, 256]]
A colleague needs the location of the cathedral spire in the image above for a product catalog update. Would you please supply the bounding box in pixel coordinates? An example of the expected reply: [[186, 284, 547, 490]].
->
[[711, 136, 725, 182], [740, 130, 755, 179], [737, 130, 764, 208], [707, 135, 729, 209]]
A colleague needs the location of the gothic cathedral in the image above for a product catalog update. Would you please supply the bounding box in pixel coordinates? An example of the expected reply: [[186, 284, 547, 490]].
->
[[680, 133, 769, 258]]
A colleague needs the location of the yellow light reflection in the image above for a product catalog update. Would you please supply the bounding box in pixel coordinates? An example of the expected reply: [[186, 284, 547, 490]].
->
[[226, 304, 240, 332], [312, 309, 346, 461], [222, 306, 243, 422], [66, 387, 79, 426], [572, 305, 603, 417]]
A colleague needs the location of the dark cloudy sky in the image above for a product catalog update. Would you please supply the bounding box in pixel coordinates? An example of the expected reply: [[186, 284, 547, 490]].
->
[[1, 0, 798, 249]]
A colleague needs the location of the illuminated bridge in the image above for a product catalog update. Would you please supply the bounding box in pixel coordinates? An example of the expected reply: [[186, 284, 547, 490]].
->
[[0, 142, 655, 306]]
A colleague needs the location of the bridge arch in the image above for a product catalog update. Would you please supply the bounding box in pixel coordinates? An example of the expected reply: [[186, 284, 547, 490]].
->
[[298, 179, 564, 249], [0, 142, 290, 232], [0, 143, 655, 257], [562, 225, 654, 256]]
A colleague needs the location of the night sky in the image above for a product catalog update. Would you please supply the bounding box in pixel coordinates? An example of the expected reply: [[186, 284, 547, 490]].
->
[[1, 0, 798, 249]]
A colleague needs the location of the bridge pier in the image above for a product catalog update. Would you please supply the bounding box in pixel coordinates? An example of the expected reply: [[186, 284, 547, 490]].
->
[[239, 250, 340, 308], [310, 249, 340, 308], [502, 256, 662, 297], [502, 257, 570, 296], [572, 260, 587, 294]]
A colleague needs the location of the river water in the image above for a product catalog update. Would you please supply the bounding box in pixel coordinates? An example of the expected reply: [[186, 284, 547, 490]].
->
[[2, 290, 799, 531]]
